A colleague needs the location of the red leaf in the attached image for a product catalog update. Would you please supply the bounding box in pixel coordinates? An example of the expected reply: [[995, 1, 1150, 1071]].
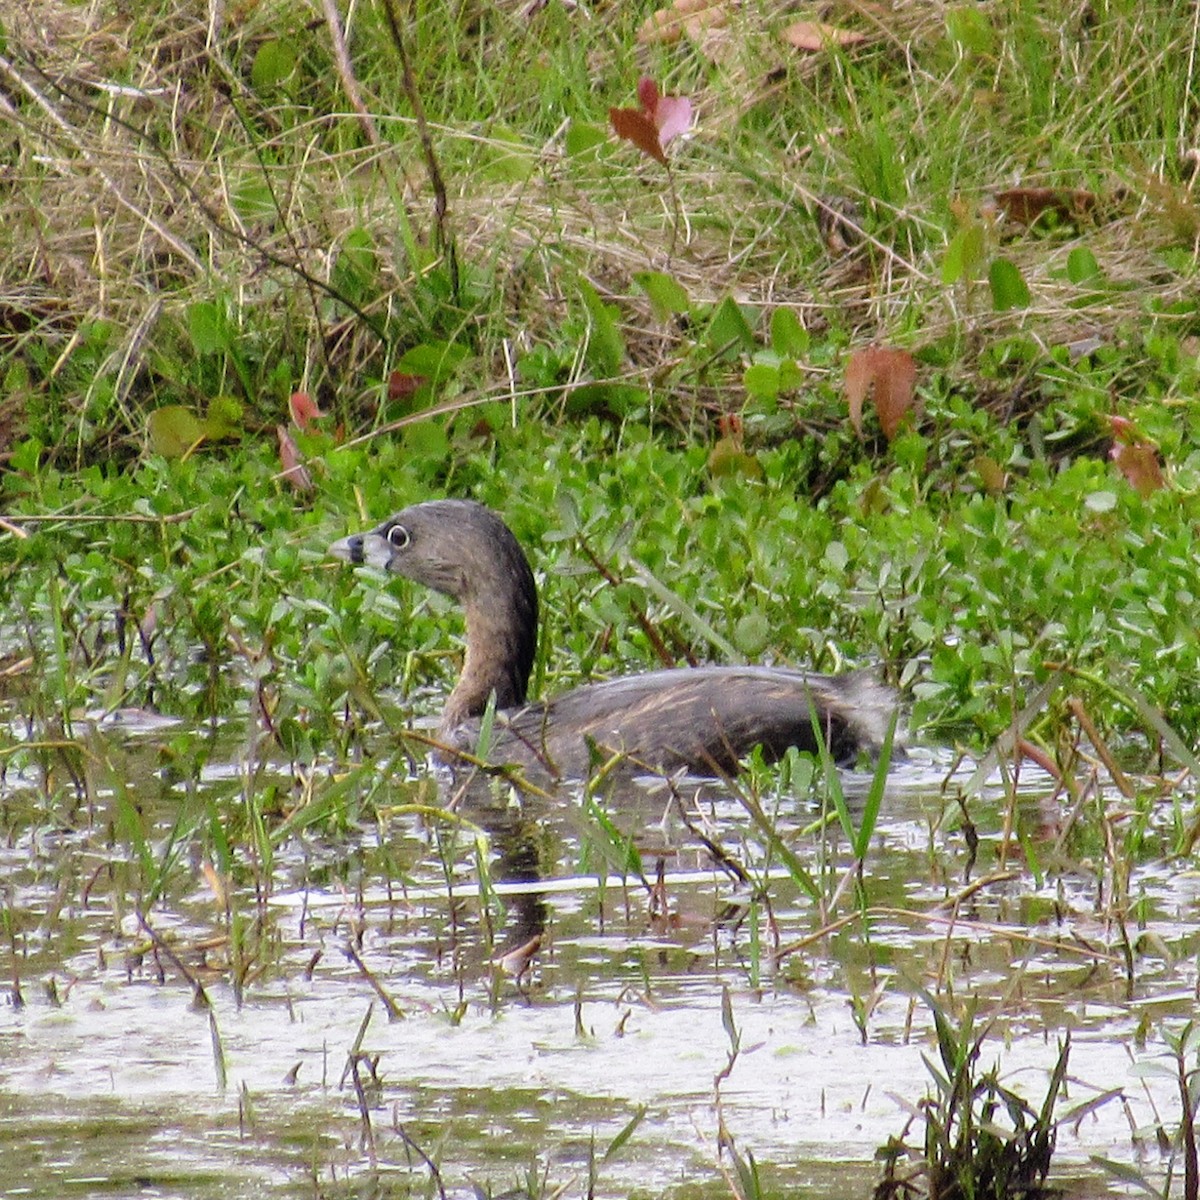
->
[[610, 106, 668, 165], [991, 187, 1097, 225], [289, 390, 323, 431], [1107, 417, 1164, 496], [1111, 442, 1164, 496], [844, 347, 919, 441], [388, 370, 425, 401], [1107, 415, 1139, 444], [610, 76, 691, 165], [717, 412, 743, 441]]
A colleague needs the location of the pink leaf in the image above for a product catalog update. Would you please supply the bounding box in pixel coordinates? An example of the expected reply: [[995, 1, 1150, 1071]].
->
[[653, 94, 692, 147], [610, 76, 691, 165], [277, 424, 314, 493], [288, 390, 323, 432]]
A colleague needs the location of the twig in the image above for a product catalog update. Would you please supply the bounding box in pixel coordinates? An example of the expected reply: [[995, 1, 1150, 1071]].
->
[[343, 942, 405, 1021], [4, 510, 197, 525], [393, 1113, 449, 1200], [575, 531, 686, 668], [773, 901, 1126, 966], [378, 0, 459, 297], [320, 0, 382, 148]]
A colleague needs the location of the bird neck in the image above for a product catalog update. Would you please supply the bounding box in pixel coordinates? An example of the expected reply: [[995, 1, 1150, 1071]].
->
[[441, 582, 537, 730]]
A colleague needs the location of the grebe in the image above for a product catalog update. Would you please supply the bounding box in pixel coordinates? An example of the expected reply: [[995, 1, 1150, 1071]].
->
[[330, 500, 898, 776]]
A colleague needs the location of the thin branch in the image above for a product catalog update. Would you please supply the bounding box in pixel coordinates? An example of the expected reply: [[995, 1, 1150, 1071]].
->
[[378, 0, 459, 297], [320, 0, 382, 148]]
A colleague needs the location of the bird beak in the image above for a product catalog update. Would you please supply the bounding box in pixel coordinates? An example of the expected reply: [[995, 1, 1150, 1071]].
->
[[329, 532, 392, 570], [328, 533, 363, 564]]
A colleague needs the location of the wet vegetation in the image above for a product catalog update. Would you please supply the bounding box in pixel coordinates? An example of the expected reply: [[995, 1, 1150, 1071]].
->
[[2, 0, 1200, 1196]]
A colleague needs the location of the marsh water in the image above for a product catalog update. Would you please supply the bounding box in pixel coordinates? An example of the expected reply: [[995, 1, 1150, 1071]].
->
[[1, 709, 1197, 1199]]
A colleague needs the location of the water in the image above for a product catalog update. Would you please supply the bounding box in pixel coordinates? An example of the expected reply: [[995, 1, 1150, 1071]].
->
[[0, 714, 1194, 1198]]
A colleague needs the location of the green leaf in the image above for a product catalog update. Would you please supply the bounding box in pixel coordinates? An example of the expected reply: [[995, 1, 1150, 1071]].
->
[[720, 985, 739, 1048], [564, 382, 644, 417], [482, 125, 535, 182], [250, 40, 297, 91], [706, 296, 756, 357], [202, 395, 244, 440], [332, 227, 377, 303], [397, 340, 469, 388], [476, 691, 497, 759], [602, 1106, 646, 1162], [582, 793, 643, 877], [988, 257, 1031, 310], [729, 1145, 761, 1200], [743, 362, 780, 400], [340, 227, 375, 275], [1066, 246, 1102, 284], [633, 271, 689, 321], [778, 359, 803, 391], [187, 302, 227, 356], [402, 420, 450, 463], [733, 611, 770, 658], [770, 307, 808, 358], [231, 179, 276, 222], [941, 224, 985, 285], [147, 406, 206, 458], [4, 356, 30, 396], [852, 708, 899, 859], [565, 121, 606, 157], [708, 441, 763, 481], [10, 437, 43, 475], [1084, 490, 1117, 513], [578, 279, 625, 376]]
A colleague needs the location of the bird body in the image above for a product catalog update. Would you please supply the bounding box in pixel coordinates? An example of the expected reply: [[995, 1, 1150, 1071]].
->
[[330, 500, 898, 777]]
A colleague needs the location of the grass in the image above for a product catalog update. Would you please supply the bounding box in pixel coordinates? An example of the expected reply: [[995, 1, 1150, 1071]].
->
[[874, 996, 1069, 1200], [2, 0, 1200, 1193], [3, 1, 1197, 455]]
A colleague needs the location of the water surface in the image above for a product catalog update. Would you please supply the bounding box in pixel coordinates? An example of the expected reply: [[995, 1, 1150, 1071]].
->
[[1, 716, 1194, 1197]]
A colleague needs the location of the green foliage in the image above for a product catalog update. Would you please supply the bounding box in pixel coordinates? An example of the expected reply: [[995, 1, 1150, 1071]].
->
[[250, 39, 299, 92], [0, 0, 1196, 870], [633, 271, 690, 322], [987, 258, 1031, 310], [706, 297, 757, 358], [6, 359, 1199, 768], [5, 4, 1200, 1193], [576, 279, 625, 377], [876, 995, 1068, 1199], [1066, 246, 1102, 285]]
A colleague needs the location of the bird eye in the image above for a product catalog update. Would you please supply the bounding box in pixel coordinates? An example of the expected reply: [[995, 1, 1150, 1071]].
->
[[386, 524, 411, 550]]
